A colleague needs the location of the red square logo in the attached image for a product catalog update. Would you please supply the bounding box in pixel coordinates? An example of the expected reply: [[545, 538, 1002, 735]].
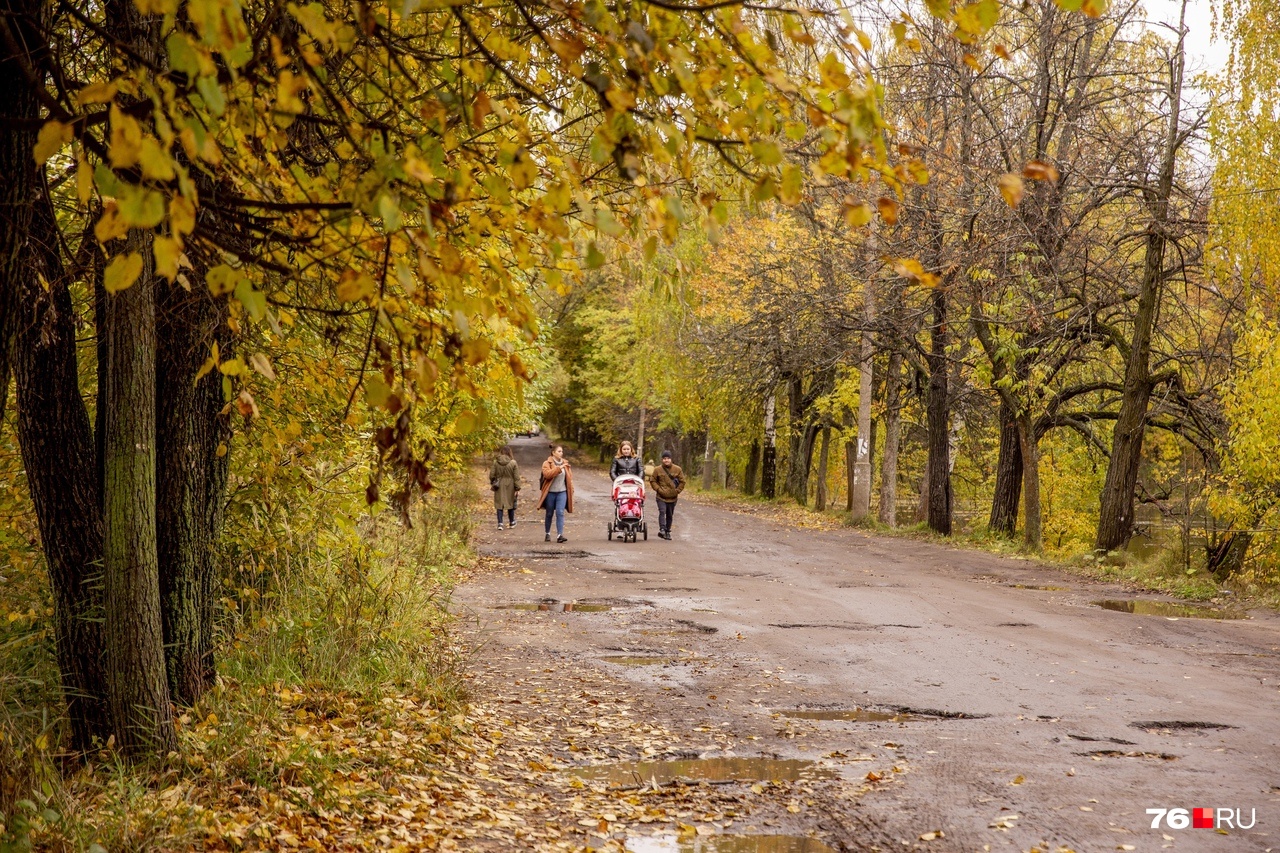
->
[[1193, 808, 1215, 829]]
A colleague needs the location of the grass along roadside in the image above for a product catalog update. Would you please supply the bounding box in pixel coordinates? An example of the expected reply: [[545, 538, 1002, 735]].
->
[[1, 474, 475, 851], [685, 485, 1277, 611]]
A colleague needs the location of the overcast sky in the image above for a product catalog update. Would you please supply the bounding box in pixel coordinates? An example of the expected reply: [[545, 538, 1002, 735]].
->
[[1141, 0, 1229, 75]]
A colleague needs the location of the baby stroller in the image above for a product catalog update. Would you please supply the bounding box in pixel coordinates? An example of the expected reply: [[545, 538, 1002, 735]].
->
[[608, 475, 648, 542]]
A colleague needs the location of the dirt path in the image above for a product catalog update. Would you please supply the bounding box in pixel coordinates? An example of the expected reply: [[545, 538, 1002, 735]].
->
[[455, 437, 1280, 852]]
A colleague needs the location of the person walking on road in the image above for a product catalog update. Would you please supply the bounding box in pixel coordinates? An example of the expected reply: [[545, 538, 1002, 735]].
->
[[649, 450, 685, 540], [538, 444, 574, 543], [609, 440, 643, 481], [490, 446, 520, 530]]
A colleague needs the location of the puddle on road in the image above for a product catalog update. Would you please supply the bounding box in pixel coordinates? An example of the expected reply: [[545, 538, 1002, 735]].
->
[[1093, 599, 1244, 619], [601, 655, 676, 666], [495, 600, 613, 613], [1008, 584, 1070, 591], [624, 833, 837, 852], [1078, 749, 1179, 760], [516, 550, 597, 560], [570, 757, 836, 787], [1131, 720, 1236, 733], [781, 707, 918, 723]]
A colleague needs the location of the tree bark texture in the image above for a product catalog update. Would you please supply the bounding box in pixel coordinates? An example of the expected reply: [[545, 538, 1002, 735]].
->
[[878, 350, 903, 527], [156, 283, 229, 705], [1095, 30, 1185, 553], [926, 288, 952, 535], [13, 194, 111, 752], [1016, 410, 1043, 549], [784, 375, 805, 500], [761, 394, 777, 499], [743, 439, 760, 496], [814, 426, 830, 511], [102, 234, 176, 756], [989, 401, 1023, 537]]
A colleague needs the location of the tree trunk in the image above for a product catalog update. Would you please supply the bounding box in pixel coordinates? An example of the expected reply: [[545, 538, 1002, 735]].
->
[[878, 350, 903, 527], [743, 439, 760, 496], [156, 284, 229, 705], [761, 393, 777, 499], [1207, 532, 1251, 581], [1015, 411, 1042, 549], [795, 422, 820, 507], [814, 426, 831, 511], [12, 194, 111, 752], [851, 331, 874, 521], [989, 401, 1023, 537], [784, 375, 805, 500], [102, 229, 176, 756], [845, 439, 855, 512], [702, 434, 714, 491], [636, 403, 646, 460], [1096, 25, 1185, 554], [926, 288, 951, 535]]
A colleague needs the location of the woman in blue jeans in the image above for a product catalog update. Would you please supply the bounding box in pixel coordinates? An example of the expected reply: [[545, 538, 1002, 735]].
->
[[537, 445, 575, 543]]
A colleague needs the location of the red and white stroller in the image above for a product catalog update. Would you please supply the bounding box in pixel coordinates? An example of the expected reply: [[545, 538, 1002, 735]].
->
[[608, 475, 648, 542]]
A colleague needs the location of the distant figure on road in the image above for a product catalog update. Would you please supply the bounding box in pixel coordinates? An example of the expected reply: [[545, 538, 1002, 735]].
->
[[649, 450, 685, 540], [490, 446, 520, 530], [609, 440, 643, 481], [538, 444, 574, 543]]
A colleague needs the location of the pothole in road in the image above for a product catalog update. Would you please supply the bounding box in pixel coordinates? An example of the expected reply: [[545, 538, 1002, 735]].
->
[[624, 833, 837, 852], [1008, 584, 1070, 591], [644, 587, 699, 592], [769, 622, 875, 631], [1066, 733, 1136, 745], [997, 622, 1036, 627], [1130, 720, 1236, 733], [494, 597, 651, 613], [514, 549, 597, 560], [779, 705, 985, 722], [600, 655, 678, 666], [1077, 749, 1179, 760], [1093, 599, 1245, 619], [672, 619, 718, 634], [602, 568, 655, 576], [569, 756, 837, 787]]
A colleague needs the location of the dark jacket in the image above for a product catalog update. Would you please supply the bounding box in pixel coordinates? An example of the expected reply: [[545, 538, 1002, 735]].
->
[[650, 462, 685, 501], [610, 455, 643, 480]]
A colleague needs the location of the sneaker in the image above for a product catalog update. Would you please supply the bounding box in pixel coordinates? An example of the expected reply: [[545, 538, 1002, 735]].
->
[[545, 533, 551, 542], [556, 535, 567, 543], [498, 523, 505, 530], [510, 519, 517, 527]]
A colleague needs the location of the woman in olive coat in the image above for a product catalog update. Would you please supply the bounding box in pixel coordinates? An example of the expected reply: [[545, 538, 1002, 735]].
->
[[490, 446, 520, 529]]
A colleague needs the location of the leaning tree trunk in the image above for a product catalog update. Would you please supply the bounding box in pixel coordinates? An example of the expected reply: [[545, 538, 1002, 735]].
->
[[156, 283, 229, 705], [102, 232, 176, 756], [925, 288, 952, 535], [761, 393, 777, 499], [1207, 532, 1252, 581], [989, 401, 1023, 537], [814, 426, 831, 511], [13, 194, 111, 752], [878, 350, 903, 527], [1095, 21, 1185, 553]]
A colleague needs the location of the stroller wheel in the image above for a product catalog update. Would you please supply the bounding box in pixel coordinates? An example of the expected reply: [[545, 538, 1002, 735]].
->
[[608, 528, 613, 541]]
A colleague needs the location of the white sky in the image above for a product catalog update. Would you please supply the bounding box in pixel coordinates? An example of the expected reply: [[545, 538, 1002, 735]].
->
[[1142, 0, 1230, 75]]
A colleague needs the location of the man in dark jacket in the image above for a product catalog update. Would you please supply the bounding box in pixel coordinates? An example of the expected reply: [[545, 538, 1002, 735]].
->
[[609, 441, 643, 480], [649, 450, 685, 539]]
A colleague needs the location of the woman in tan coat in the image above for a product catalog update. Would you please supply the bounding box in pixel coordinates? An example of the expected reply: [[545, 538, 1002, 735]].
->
[[537, 445, 574, 543]]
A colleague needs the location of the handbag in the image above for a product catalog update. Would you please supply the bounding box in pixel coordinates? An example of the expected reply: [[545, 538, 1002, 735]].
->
[[490, 477, 499, 491]]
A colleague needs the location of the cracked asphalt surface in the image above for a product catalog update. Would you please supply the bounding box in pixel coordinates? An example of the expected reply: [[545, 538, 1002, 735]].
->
[[456, 436, 1280, 851]]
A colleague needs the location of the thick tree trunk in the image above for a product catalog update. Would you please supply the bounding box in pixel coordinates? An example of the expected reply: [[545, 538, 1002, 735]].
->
[[156, 284, 228, 705], [795, 422, 820, 507], [1095, 20, 1185, 553], [761, 393, 777, 499], [878, 351, 903, 527], [784, 375, 805, 500], [926, 288, 951, 535], [743, 439, 760, 496], [102, 231, 176, 756], [13, 195, 111, 752], [989, 401, 1023, 537], [814, 427, 830, 511], [1015, 411, 1042, 549]]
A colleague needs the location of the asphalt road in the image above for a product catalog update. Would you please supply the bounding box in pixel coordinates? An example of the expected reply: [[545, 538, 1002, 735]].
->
[[459, 436, 1280, 851]]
